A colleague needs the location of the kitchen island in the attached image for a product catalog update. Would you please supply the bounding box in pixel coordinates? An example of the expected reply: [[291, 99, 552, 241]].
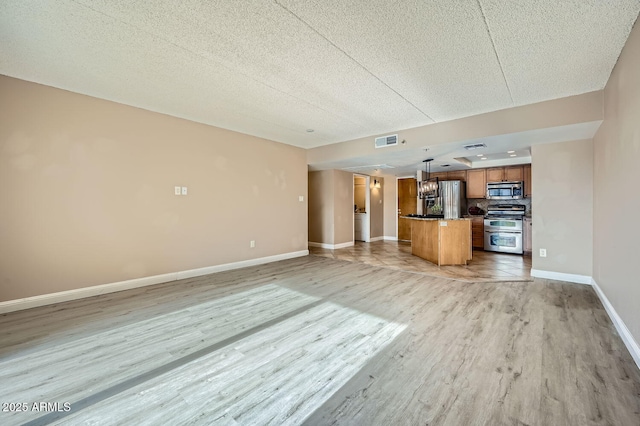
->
[[403, 217, 472, 266]]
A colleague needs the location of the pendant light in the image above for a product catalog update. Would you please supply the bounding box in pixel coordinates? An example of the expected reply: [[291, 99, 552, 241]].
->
[[418, 158, 439, 199]]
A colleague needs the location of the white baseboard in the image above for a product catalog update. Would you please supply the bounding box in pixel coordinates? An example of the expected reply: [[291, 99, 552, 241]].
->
[[591, 279, 640, 371], [0, 250, 309, 314], [308, 241, 354, 249], [383, 236, 398, 241], [369, 236, 384, 242], [530, 269, 593, 285], [308, 241, 332, 249], [334, 241, 354, 249]]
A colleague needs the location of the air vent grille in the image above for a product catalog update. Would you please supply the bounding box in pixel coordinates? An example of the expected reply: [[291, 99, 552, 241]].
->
[[374, 134, 398, 148], [463, 143, 487, 150]]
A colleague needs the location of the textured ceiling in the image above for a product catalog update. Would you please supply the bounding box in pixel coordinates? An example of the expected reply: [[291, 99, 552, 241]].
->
[[1, 1, 639, 149]]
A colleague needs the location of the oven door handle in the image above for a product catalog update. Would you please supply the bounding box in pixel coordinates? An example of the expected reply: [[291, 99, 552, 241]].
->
[[485, 230, 521, 234]]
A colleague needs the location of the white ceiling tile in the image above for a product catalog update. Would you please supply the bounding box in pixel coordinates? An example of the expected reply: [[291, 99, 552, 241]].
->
[[1, 0, 638, 152], [277, 0, 514, 122], [480, 0, 640, 105]]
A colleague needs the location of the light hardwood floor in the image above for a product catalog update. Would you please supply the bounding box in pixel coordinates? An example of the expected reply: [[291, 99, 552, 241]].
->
[[310, 240, 532, 282], [1, 254, 638, 425]]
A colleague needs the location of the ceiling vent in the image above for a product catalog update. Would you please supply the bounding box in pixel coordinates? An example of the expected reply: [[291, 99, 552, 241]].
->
[[463, 143, 487, 150], [374, 134, 398, 148]]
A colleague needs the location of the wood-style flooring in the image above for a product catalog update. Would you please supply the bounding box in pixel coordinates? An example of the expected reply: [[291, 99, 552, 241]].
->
[[1, 254, 638, 425], [310, 241, 532, 282]]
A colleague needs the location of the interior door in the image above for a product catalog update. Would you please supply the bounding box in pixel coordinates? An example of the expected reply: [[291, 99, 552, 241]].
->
[[398, 178, 417, 241]]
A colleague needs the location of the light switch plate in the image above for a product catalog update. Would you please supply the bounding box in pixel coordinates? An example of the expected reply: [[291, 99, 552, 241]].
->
[[174, 186, 181, 195], [181, 187, 188, 195], [299, 195, 304, 202]]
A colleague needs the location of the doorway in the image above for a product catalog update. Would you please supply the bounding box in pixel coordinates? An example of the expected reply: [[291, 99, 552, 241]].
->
[[354, 175, 370, 242]]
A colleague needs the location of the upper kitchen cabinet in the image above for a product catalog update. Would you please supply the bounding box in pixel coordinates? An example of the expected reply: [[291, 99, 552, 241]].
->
[[486, 166, 524, 183], [429, 172, 448, 181], [524, 164, 532, 197], [466, 169, 486, 198], [505, 166, 524, 181], [446, 170, 467, 181], [486, 167, 504, 183]]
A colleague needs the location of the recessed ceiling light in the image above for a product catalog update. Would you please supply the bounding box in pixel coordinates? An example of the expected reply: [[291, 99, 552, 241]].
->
[[476, 154, 483, 157], [507, 150, 515, 153], [481, 157, 487, 160], [510, 154, 517, 157], [306, 129, 314, 133]]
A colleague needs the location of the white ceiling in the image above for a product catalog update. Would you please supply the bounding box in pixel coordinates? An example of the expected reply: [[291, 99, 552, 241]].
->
[[1, 1, 638, 153]]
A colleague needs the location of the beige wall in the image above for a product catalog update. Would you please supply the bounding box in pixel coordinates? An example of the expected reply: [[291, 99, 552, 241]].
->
[[531, 139, 593, 277], [0, 76, 308, 302], [593, 20, 640, 345], [370, 178, 384, 238], [382, 175, 398, 239], [308, 169, 354, 245], [308, 170, 334, 245], [333, 170, 355, 245]]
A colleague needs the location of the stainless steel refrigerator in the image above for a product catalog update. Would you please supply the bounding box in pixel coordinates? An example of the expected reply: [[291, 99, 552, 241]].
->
[[419, 180, 466, 219]]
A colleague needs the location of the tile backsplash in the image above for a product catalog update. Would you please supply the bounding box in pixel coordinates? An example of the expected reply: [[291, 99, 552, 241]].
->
[[467, 198, 531, 216]]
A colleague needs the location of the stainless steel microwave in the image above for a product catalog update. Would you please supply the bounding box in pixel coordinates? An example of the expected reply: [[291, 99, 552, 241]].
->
[[486, 181, 523, 200]]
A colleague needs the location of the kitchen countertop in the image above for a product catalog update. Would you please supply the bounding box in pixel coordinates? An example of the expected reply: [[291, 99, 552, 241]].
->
[[401, 216, 470, 221]]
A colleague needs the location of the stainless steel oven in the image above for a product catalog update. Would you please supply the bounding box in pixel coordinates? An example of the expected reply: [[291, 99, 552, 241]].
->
[[486, 181, 523, 200], [484, 217, 523, 254]]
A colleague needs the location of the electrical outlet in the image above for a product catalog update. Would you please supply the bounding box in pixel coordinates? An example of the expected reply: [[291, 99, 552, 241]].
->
[[539, 248, 547, 257], [299, 195, 304, 202], [181, 187, 188, 195], [250, 240, 255, 248], [174, 186, 181, 195]]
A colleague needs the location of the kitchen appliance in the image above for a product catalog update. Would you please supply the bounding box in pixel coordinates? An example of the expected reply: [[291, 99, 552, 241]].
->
[[417, 180, 466, 219], [486, 181, 523, 200], [484, 204, 525, 254]]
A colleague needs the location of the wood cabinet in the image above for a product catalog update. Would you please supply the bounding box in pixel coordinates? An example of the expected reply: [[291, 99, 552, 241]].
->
[[439, 164, 530, 200], [505, 165, 524, 182], [524, 217, 532, 254], [398, 178, 417, 241], [466, 169, 486, 198], [524, 164, 532, 197], [486, 166, 524, 183], [469, 216, 484, 249], [446, 170, 466, 181], [410, 219, 472, 265], [486, 167, 504, 183], [429, 172, 448, 181]]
